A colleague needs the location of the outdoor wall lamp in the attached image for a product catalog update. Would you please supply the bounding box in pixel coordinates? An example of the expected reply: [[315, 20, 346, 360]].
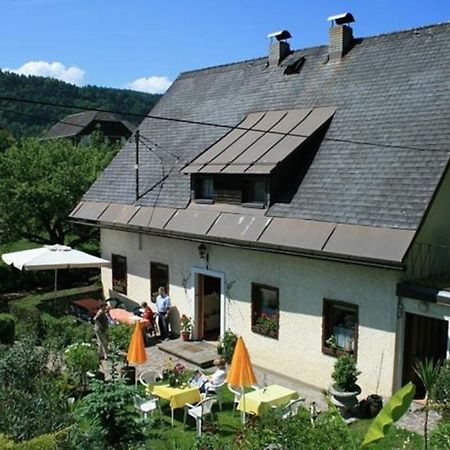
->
[[198, 243, 209, 263]]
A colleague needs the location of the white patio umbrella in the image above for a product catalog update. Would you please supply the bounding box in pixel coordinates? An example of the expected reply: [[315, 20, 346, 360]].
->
[[2, 244, 110, 290]]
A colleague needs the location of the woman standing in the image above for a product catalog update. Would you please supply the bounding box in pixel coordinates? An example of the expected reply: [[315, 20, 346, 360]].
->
[[93, 302, 109, 360]]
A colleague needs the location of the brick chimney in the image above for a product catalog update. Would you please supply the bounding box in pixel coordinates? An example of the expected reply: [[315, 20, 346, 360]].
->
[[267, 30, 292, 66], [329, 24, 354, 60]]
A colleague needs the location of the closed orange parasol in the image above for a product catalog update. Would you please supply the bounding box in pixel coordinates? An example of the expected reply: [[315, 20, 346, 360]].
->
[[127, 321, 147, 365], [226, 336, 257, 423]]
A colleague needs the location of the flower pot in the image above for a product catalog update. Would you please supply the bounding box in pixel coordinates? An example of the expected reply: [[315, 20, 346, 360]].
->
[[330, 384, 361, 419], [180, 330, 190, 341], [120, 365, 136, 385]]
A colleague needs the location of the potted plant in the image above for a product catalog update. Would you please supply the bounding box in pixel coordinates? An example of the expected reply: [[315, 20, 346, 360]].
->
[[180, 315, 192, 341], [330, 354, 361, 419], [217, 329, 238, 363], [108, 323, 135, 384]]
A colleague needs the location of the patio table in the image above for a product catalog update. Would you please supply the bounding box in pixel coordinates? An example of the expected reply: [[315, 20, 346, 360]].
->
[[109, 308, 149, 326], [150, 383, 201, 426], [237, 384, 299, 416]]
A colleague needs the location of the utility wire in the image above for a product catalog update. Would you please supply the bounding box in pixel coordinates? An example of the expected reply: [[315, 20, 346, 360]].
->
[[0, 95, 446, 154]]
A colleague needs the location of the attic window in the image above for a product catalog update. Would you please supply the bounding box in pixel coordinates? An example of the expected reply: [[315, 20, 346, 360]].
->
[[284, 57, 305, 75], [194, 176, 214, 203], [242, 178, 266, 208]]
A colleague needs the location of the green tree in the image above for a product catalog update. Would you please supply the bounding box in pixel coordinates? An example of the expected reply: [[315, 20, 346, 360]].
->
[[0, 138, 115, 245]]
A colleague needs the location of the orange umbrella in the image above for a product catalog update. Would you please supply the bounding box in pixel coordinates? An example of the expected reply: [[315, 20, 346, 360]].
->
[[226, 336, 257, 423], [127, 321, 147, 365]]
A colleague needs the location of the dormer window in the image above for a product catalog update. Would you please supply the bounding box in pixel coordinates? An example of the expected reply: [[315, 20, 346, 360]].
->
[[242, 178, 266, 208], [194, 176, 214, 203]]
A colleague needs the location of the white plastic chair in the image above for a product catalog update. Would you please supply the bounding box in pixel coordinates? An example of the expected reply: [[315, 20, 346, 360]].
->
[[134, 394, 161, 420], [138, 369, 160, 388], [206, 380, 226, 411], [280, 397, 305, 419], [183, 396, 217, 436]]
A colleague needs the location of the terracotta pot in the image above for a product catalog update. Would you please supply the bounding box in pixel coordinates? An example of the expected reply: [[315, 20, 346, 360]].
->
[[180, 331, 190, 341]]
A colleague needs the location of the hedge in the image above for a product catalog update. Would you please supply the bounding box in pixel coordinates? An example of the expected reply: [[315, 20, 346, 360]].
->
[[8, 285, 102, 340], [0, 313, 15, 344], [0, 428, 70, 449]]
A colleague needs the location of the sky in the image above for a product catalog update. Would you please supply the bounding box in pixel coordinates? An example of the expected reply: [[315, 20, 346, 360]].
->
[[0, 0, 449, 94]]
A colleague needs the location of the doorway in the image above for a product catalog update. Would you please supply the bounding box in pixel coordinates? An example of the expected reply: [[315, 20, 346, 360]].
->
[[402, 312, 448, 398], [196, 273, 221, 341]]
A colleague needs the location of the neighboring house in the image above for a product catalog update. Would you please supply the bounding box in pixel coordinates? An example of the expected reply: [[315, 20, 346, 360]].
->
[[47, 110, 133, 144], [70, 17, 450, 398]]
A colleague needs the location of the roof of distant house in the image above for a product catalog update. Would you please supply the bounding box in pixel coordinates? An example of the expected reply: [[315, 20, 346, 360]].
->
[[47, 110, 134, 139]]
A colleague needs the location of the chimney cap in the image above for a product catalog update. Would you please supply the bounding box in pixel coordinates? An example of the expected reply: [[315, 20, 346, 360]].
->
[[267, 30, 292, 42], [327, 12, 355, 26]]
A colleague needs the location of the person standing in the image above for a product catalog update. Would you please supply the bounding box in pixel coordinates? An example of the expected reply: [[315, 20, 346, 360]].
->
[[155, 286, 171, 340], [93, 302, 109, 359]]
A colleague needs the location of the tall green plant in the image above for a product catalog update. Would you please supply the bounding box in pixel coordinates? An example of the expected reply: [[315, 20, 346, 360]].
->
[[414, 358, 441, 450], [217, 329, 237, 364]]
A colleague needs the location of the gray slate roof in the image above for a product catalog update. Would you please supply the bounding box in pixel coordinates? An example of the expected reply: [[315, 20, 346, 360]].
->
[[47, 111, 134, 138], [83, 23, 450, 230]]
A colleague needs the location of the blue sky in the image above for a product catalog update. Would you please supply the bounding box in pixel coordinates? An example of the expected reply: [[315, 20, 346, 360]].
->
[[1, 0, 449, 93]]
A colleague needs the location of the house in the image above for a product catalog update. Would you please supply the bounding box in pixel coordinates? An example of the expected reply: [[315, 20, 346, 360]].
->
[[47, 110, 133, 144], [70, 16, 450, 398]]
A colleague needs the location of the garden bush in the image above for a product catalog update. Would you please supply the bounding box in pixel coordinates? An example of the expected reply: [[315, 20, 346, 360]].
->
[[217, 329, 238, 364], [429, 419, 450, 449], [0, 340, 72, 441], [0, 429, 69, 449], [431, 359, 450, 412], [70, 378, 146, 449], [0, 312, 15, 344], [331, 355, 361, 391]]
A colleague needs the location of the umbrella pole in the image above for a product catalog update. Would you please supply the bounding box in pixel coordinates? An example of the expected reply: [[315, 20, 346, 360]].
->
[[241, 387, 246, 424], [54, 269, 58, 291]]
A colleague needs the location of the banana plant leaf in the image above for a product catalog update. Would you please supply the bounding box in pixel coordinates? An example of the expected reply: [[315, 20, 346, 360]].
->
[[360, 382, 416, 448]]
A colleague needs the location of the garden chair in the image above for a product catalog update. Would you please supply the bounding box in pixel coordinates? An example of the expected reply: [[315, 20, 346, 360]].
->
[[183, 396, 217, 437], [137, 369, 160, 388], [279, 397, 305, 419], [205, 380, 226, 411], [134, 394, 161, 420]]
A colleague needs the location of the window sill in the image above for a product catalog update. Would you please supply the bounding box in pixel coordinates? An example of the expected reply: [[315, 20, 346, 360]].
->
[[322, 346, 355, 359], [242, 202, 266, 209], [252, 325, 278, 340], [193, 198, 214, 204]]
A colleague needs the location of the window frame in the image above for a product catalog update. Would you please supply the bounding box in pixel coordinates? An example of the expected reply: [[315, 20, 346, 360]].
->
[[242, 177, 267, 208], [194, 175, 214, 204], [111, 254, 127, 295], [251, 283, 279, 340], [322, 299, 358, 358]]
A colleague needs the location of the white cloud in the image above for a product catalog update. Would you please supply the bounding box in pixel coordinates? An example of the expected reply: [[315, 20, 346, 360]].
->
[[127, 76, 172, 94], [5, 60, 85, 85]]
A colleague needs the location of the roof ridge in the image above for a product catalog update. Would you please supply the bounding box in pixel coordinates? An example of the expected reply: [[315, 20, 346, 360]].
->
[[178, 21, 450, 78]]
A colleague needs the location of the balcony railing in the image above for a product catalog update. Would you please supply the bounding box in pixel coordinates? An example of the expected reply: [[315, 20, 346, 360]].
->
[[406, 242, 450, 282]]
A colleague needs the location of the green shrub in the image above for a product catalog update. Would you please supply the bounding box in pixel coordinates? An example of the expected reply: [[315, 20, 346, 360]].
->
[[0, 429, 70, 449], [0, 313, 15, 344], [41, 313, 94, 349], [331, 355, 361, 392], [64, 342, 99, 388], [217, 329, 238, 364], [429, 419, 450, 449], [108, 323, 133, 352], [431, 359, 450, 411], [71, 379, 146, 449]]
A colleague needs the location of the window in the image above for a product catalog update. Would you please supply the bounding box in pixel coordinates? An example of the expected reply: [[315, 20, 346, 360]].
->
[[194, 176, 214, 202], [112, 254, 127, 294], [251, 283, 279, 339], [150, 262, 169, 300], [322, 299, 358, 357], [242, 179, 266, 207]]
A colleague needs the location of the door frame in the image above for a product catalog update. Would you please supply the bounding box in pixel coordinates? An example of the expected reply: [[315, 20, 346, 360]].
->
[[190, 267, 225, 340]]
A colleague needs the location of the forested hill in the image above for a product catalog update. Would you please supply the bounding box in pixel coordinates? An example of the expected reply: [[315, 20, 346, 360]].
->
[[0, 70, 161, 137]]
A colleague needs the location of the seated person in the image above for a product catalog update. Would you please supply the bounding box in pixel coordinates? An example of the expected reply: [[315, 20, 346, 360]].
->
[[198, 358, 227, 393], [140, 302, 156, 334]]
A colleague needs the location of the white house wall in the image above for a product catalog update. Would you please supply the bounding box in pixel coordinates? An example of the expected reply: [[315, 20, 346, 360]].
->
[[101, 228, 401, 397]]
